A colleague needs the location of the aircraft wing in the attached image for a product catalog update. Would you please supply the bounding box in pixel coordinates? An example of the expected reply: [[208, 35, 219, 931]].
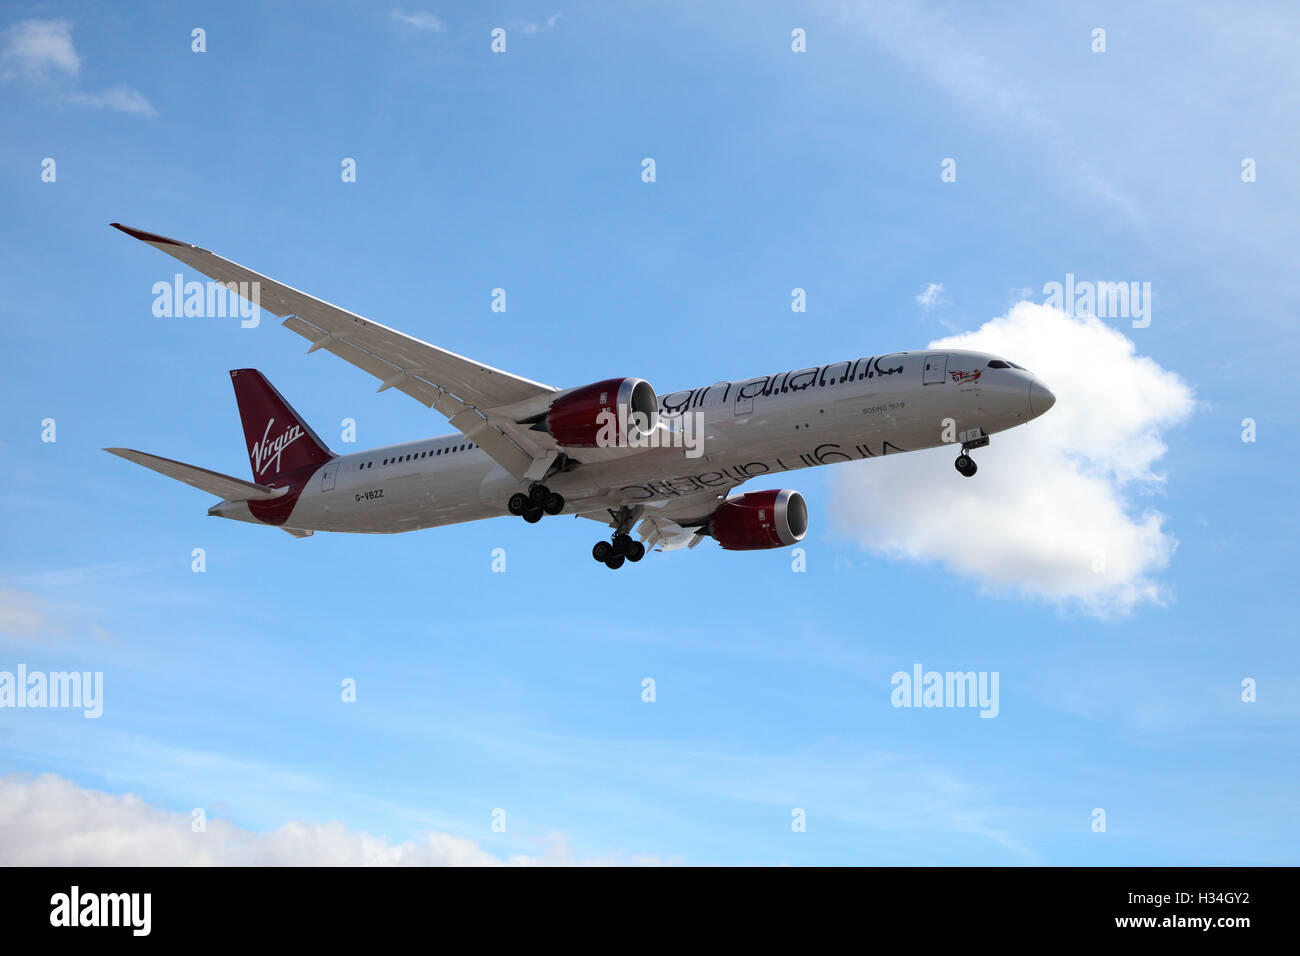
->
[[110, 224, 556, 479]]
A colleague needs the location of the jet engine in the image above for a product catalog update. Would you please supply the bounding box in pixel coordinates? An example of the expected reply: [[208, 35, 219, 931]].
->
[[543, 377, 658, 448], [708, 489, 808, 551]]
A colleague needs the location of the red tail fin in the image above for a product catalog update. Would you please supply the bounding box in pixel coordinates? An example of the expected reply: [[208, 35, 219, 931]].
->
[[229, 369, 334, 481]]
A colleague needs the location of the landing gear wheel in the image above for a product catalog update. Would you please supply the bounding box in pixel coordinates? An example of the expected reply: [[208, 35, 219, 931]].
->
[[529, 484, 550, 506], [604, 554, 626, 570], [544, 492, 565, 515], [523, 506, 544, 523], [626, 540, 646, 562], [592, 541, 612, 562], [507, 493, 529, 516], [611, 533, 633, 556], [954, 454, 977, 478]]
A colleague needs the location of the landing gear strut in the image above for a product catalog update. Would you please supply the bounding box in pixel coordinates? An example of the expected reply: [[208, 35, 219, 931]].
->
[[954, 434, 989, 478]]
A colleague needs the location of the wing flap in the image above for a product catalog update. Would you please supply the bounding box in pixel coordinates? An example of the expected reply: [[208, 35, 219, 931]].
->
[[636, 516, 704, 552]]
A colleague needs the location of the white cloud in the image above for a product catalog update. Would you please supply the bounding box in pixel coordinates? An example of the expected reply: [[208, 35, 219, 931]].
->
[[916, 282, 944, 308], [0, 18, 79, 80], [390, 10, 447, 33], [0, 774, 668, 866], [830, 302, 1195, 616], [1, 18, 154, 117], [68, 83, 156, 116]]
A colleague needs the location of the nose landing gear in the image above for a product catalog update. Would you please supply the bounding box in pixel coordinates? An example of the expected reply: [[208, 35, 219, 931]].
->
[[954, 433, 988, 478]]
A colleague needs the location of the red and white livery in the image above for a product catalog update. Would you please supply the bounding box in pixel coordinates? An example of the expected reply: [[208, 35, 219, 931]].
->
[[106, 224, 1056, 569]]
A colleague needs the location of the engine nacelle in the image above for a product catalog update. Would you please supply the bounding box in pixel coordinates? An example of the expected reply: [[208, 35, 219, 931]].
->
[[545, 377, 658, 448], [709, 489, 808, 551]]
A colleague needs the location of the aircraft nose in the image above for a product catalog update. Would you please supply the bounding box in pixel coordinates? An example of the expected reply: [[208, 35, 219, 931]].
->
[[1029, 378, 1056, 417]]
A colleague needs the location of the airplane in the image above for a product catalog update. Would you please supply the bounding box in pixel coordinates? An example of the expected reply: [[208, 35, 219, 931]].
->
[[105, 223, 1056, 569]]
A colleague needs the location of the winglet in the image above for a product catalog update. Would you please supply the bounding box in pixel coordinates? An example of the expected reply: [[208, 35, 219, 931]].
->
[[110, 223, 187, 246]]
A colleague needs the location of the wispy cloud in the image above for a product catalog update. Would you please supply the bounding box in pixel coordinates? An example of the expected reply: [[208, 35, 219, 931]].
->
[[0, 18, 79, 80], [830, 0, 1140, 224], [390, 9, 448, 33], [916, 282, 944, 308], [5, 557, 168, 590], [518, 14, 560, 35], [0, 588, 48, 643], [1, 17, 153, 116], [0, 583, 122, 646], [68, 82, 156, 116]]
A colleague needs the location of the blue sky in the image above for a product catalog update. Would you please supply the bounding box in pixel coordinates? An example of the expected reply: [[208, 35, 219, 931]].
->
[[1, 1, 1297, 864]]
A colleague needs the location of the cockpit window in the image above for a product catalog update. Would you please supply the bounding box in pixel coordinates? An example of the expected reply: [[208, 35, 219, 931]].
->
[[987, 360, 1011, 369]]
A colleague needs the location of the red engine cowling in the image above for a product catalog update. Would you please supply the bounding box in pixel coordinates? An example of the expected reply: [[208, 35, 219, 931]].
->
[[546, 377, 658, 448], [709, 490, 809, 551]]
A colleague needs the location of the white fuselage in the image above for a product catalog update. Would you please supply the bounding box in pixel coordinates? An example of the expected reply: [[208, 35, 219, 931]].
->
[[212, 349, 1051, 534]]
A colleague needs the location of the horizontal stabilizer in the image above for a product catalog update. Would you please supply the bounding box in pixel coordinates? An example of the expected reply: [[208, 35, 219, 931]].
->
[[104, 448, 287, 501]]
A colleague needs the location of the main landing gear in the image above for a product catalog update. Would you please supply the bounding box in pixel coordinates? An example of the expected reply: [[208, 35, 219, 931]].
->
[[589, 505, 645, 570], [506, 483, 564, 523], [954, 434, 989, 478], [592, 533, 645, 570]]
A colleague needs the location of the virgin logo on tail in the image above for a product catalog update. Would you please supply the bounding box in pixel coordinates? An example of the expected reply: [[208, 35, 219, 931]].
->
[[251, 418, 303, 476]]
